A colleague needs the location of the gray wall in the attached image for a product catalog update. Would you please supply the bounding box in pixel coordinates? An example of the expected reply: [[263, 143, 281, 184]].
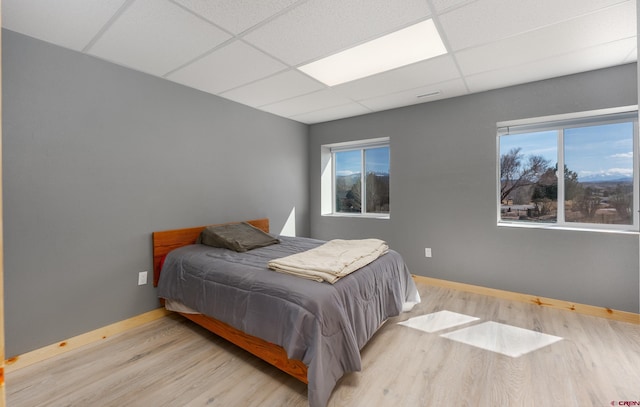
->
[[309, 63, 640, 313], [3, 30, 309, 357], [3, 28, 638, 359]]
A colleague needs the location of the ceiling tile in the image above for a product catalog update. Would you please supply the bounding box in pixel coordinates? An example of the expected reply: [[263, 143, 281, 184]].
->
[[243, 0, 432, 65], [2, 0, 637, 124], [357, 79, 468, 111], [291, 103, 372, 124], [173, 0, 301, 34], [623, 47, 637, 64], [430, 0, 476, 14], [455, 1, 636, 76], [439, 0, 633, 51], [167, 41, 287, 94], [88, 0, 232, 76], [220, 70, 325, 107], [2, 0, 127, 51], [260, 89, 356, 117], [465, 37, 638, 93], [333, 55, 462, 101]]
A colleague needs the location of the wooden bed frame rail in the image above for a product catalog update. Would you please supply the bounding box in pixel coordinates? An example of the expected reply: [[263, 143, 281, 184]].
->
[[152, 218, 308, 383], [181, 312, 308, 383]]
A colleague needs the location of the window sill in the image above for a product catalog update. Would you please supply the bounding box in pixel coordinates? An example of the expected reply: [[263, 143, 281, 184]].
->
[[322, 213, 390, 220], [498, 221, 639, 235]]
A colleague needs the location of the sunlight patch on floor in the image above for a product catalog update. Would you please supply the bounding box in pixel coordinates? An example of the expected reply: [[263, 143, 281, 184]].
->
[[399, 312, 563, 357], [398, 310, 479, 333]]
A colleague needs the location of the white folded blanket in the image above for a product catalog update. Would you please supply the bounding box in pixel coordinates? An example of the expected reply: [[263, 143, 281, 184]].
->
[[268, 238, 389, 284]]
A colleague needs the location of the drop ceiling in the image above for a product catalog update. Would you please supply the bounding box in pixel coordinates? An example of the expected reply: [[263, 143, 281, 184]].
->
[[3, 0, 637, 124]]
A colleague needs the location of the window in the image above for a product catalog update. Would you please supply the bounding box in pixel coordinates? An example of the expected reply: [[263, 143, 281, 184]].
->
[[321, 138, 390, 217], [497, 106, 638, 232]]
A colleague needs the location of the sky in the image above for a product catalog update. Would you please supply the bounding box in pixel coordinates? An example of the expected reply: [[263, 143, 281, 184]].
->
[[499, 122, 634, 181], [335, 147, 390, 176]]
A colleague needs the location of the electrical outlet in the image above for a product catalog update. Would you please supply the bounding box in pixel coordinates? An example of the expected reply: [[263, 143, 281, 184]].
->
[[424, 248, 432, 258], [138, 271, 148, 285]]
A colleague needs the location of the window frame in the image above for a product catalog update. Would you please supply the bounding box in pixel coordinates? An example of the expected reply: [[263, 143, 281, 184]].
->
[[496, 106, 639, 234], [321, 137, 390, 219]]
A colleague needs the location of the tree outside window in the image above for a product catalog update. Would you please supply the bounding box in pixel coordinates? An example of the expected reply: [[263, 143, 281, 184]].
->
[[499, 114, 637, 231], [334, 145, 389, 215]]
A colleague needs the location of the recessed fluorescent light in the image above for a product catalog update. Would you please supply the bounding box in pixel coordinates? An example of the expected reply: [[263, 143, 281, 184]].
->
[[298, 19, 447, 86]]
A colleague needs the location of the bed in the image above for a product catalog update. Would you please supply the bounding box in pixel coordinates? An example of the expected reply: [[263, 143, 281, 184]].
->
[[153, 218, 419, 407]]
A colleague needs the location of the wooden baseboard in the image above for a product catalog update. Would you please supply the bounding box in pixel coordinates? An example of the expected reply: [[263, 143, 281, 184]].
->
[[6, 277, 638, 373], [5, 308, 172, 373], [413, 275, 640, 325]]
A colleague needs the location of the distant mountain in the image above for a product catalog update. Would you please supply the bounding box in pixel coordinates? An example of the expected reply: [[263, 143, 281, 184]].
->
[[336, 173, 361, 183], [336, 172, 389, 181], [579, 174, 633, 183]]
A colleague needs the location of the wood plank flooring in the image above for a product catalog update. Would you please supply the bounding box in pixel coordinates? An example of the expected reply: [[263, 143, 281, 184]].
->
[[7, 282, 640, 406]]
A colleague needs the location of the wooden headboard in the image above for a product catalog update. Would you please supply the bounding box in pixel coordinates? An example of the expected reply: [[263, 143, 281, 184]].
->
[[152, 218, 270, 286]]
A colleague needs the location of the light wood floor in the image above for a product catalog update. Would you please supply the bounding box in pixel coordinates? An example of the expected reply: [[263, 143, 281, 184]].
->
[[7, 282, 640, 407]]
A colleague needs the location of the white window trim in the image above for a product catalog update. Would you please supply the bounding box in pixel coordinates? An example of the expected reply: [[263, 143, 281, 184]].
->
[[321, 137, 390, 219], [497, 106, 639, 234]]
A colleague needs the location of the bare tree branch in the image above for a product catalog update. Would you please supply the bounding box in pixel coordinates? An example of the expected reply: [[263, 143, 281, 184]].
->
[[500, 148, 551, 202]]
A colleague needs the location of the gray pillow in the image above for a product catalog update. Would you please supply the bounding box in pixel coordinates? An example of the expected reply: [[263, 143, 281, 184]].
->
[[198, 222, 279, 252]]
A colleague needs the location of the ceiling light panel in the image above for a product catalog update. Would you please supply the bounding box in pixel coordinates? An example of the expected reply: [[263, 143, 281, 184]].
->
[[167, 41, 287, 94], [439, 0, 633, 51], [243, 0, 431, 66], [220, 70, 325, 107], [298, 20, 447, 86], [2, 0, 128, 51], [88, 0, 232, 76], [173, 0, 301, 34]]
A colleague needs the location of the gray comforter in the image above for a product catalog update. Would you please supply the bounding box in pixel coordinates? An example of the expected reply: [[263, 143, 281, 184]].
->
[[157, 236, 419, 407]]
